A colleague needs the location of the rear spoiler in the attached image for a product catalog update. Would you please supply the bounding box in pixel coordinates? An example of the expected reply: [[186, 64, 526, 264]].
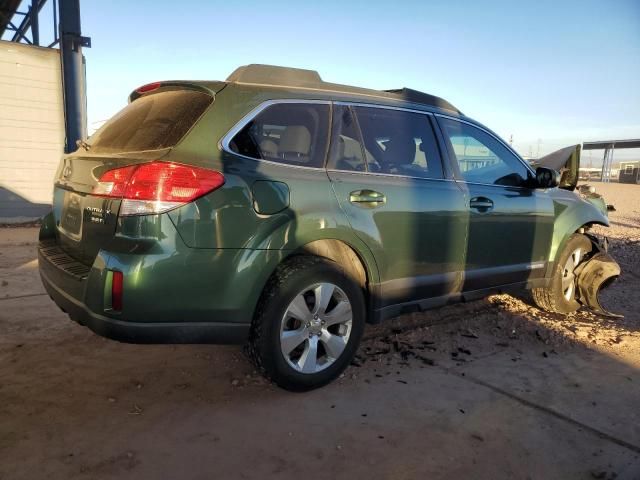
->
[[128, 81, 227, 103]]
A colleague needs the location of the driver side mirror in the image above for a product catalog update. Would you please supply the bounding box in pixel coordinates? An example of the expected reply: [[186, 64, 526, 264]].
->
[[535, 167, 560, 189]]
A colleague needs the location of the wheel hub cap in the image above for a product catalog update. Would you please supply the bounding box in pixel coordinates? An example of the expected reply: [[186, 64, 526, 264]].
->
[[280, 282, 353, 374], [308, 316, 322, 334]]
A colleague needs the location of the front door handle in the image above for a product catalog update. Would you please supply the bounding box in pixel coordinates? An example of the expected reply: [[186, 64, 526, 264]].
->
[[349, 189, 386, 208], [469, 196, 494, 212]]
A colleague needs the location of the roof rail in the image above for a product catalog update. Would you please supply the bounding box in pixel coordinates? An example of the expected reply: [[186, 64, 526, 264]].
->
[[383, 88, 459, 113], [226, 64, 460, 113]]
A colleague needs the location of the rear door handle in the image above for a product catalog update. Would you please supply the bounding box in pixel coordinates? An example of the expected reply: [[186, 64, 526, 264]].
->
[[469, 196, 494, 212], [349, 189, 386, 208]]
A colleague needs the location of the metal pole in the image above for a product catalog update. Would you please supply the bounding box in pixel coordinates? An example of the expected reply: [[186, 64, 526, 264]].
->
[[608, 144, 615, 183], [601, 148, 608, 182], [30, 1, 39, 46], [59, 0, 89, 153], [53, 0, 58, 43], [601, 147, 614, 183]]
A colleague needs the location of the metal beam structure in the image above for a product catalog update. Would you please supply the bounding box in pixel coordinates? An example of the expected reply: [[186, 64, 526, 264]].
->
[[583, 139, 640, 182], [0, 0, 90, 153], [582, 139, 640, 150], [9, 0, 47, 45], [0, 0, 24, 39]]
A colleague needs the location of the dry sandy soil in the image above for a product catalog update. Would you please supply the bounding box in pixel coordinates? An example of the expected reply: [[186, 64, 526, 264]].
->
[[0, 182, 639, 480]]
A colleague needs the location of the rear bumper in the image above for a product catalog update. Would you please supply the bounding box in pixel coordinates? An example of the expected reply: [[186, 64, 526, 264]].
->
[[39, 263, 250, 344], [37, 209, 285, 345]]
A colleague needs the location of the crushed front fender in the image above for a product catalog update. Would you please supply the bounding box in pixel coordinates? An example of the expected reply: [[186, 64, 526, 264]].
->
[[575, 252, 622, 317]]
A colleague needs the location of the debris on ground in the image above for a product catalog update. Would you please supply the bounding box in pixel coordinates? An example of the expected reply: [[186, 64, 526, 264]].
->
[[128, 404, 143, 415]]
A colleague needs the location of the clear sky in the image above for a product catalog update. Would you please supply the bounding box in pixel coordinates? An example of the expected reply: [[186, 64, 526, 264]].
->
[[7, 0, 640, 162]]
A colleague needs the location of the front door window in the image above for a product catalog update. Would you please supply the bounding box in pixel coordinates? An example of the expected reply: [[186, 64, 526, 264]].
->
[[438, 117, 530, 187]]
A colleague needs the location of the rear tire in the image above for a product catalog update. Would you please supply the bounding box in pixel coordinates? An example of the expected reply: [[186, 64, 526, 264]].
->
[[247, 256, 365, 391], [532, 233, 592, 314]]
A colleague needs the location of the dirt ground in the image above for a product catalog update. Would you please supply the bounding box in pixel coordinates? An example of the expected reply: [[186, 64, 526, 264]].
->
[[1, 182, 639, 480]]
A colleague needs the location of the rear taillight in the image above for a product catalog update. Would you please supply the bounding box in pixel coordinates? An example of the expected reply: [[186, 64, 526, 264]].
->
[[93, 161, 224, 216], [93, 165, 137, 197]]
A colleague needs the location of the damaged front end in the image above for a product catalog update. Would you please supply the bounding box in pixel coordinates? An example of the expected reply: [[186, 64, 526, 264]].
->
[[575, 235, 622, 317], [532, 144, 581, 190], [533, 144, 616, 212], [577, 184, 616, 214], [534, 144, 622, 316]]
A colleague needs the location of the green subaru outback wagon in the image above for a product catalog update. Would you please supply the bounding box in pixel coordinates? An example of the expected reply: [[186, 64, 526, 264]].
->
[[39, 64, 619, 390]]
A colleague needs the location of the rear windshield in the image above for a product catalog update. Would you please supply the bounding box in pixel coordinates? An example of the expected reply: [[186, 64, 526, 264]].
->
[[88, 90, 213, 153]]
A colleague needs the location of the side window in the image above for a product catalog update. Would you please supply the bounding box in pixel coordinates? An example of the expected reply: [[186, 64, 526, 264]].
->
[[352, 107, 444, 179], [438, 117, 530, 187], [228, 103, 330, 168], [327, 106, 366, 171]]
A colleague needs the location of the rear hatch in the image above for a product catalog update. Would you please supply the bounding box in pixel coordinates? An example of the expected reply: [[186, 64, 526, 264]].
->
[[51, 85, 216, 266]]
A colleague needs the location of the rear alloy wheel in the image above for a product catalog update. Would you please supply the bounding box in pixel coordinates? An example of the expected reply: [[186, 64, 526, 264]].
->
[[248, 256, 365, 391], [280, 283, 353, 374], [532, 234, 593, 314]]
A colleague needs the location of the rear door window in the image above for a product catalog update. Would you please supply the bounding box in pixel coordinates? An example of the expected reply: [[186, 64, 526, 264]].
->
[[89, 90, 213, 153], [228, 103, 330, 168], [352, 107, 444, 179]]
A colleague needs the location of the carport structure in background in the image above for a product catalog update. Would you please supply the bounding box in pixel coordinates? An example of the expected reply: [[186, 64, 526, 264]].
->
[[0, 0, 90, 152], [583, 139, 640, 183]]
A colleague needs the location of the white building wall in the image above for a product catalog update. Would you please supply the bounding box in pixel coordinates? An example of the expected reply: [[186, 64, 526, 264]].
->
[[0, 40, 65, 222]]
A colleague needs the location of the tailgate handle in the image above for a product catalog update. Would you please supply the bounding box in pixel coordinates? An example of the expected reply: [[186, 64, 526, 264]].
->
[[349, 189, 386, 208]]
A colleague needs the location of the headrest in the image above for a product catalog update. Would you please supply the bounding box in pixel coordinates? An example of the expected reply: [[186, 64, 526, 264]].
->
[[337, 135, 362, 160], [384, 135, 416, 165], [260, 139, 278, 157], [278, 126, 311, 156]]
